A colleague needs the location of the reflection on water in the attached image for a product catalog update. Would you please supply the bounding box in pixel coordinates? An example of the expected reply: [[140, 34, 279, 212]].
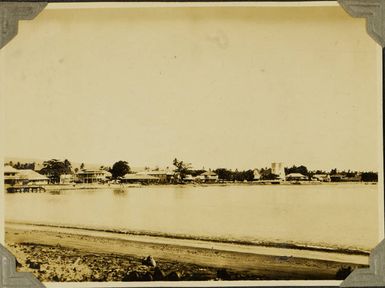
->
[[113, 189, 128, 197], [5, 183, 380, 250]]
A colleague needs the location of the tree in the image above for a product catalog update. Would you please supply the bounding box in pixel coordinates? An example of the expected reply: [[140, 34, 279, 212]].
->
[[40, 159, 73, 183], [64, 159, 72, 173], [110, 161, 130, 179], [14, 162, 35, 170], [80, 163, 85, 170], [260, 172, 279, 180], [285, 165, 309, 176], [214, 168, 233, 181], [330, 168, 338, 175], [361, 172, 378, 182], [173, 158, 191, 181]]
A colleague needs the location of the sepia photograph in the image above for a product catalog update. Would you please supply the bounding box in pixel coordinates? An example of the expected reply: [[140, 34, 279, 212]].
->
[[0, 1, 383, 285]]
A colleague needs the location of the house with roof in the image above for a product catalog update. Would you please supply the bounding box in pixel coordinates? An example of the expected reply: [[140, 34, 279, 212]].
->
[[18, 169, 49, 185], [4, 165, 20, 185], [312, 174, 331, 182], [183, 174, 195, 182], [197, 171, 218, 183], [76, 169, 111, 183], [60, 174, 75, 184], [330, 174, 344, 182], [121, 173, 160, 184], [137, 169, 175, 184], [285, 173, 308, 181]]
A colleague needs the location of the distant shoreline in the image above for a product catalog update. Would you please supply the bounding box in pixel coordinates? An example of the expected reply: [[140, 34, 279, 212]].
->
[[38, 181, 378, 192]]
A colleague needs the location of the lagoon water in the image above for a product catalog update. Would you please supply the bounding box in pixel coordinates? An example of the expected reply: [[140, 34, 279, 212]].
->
[[5, 183, 381, 251]]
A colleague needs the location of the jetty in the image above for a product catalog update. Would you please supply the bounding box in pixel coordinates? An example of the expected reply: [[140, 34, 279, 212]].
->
[[6, 185, 46, 193]]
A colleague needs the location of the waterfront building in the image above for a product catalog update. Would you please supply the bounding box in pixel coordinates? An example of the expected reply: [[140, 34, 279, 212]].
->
[[137, 169, 174, 183], [121, 173, 160, 184], [198, 171, 218, 183], [285, 173, 307, 181], [18, 169, 49, 185], [330, 174, 361, 182], [183, 174, 195, 182], [4, 165, 20, 185], [312, 174, 331, 182], [60, 174, 75, 184], [76, 169, 111, 183]]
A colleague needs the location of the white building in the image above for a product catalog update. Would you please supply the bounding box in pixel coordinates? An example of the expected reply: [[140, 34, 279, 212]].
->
[[312, 174, 331, 182], [271, 162, 285, 180], [137, 169, 174, 183], [4, 165, 20, 185], [197, 171, 218, 183], [253, 169, 261, 180], [286, 173, 307, 181], [4, 165, 49, 185], [76, 169, 111, 183], [60, 174, 75, 184]]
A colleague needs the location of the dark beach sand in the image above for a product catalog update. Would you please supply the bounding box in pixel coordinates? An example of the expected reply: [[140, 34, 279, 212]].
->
[[5, 224, 368, 282]]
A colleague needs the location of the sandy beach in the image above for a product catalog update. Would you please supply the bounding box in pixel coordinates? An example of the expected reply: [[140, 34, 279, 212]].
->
[[5, 223, 368, 282]]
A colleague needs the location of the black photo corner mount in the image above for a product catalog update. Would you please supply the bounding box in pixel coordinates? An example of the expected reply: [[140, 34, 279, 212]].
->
[[0, 0, 384, 287]]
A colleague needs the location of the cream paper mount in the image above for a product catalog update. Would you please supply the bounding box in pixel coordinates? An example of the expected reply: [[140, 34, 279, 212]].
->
[[0, 1, 384, 288]]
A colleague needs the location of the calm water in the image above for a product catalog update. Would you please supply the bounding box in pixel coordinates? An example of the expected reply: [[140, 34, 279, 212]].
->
[[5, 183, 381, 251]]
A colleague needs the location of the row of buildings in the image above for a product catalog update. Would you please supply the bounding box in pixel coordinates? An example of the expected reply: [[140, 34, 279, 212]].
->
[[4, 165, 113, 186], [4, 165, 219, 186], [253, 162, 365, 183], [4, 162, 369, 187]]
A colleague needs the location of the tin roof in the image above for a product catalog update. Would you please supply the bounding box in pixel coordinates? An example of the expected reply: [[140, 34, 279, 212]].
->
[[18, 169, 49, 180]]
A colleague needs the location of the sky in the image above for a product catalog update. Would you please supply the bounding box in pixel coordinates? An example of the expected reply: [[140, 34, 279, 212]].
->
[[1, 5, 382, 172]]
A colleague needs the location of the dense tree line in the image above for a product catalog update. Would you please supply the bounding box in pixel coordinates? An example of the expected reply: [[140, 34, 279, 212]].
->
[[361, 172, 378, 182], [285, 165, 309, 176], [8, 161, 35, 170], [214, 168, 254, 182]]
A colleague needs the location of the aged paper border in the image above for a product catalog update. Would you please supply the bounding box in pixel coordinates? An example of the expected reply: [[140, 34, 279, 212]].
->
[[0, 1, 384, 287]]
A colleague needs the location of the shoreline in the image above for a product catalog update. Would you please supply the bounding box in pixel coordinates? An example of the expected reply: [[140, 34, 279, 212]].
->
[[36, 181, 378, 191], [5, 223, 369, 282], [6, 221, 370, 257]]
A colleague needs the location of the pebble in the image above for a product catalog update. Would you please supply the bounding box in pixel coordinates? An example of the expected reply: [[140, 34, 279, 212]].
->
[[142, 272, 153, 281], [28, 261, 41, 270], [167, 271, 181, 281], [122, 271, 141, 281]]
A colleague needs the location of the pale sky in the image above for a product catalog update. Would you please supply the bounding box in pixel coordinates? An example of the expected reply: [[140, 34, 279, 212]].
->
[[1, 5, 382, 171]]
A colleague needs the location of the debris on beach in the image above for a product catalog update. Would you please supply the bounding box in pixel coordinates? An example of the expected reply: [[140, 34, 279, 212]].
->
[[7, 242, 230, 282], [217, 268, 231, 280], [142, 255, 156, 267], [153, 267, 166, 280], [166, 271, 181, 281]]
